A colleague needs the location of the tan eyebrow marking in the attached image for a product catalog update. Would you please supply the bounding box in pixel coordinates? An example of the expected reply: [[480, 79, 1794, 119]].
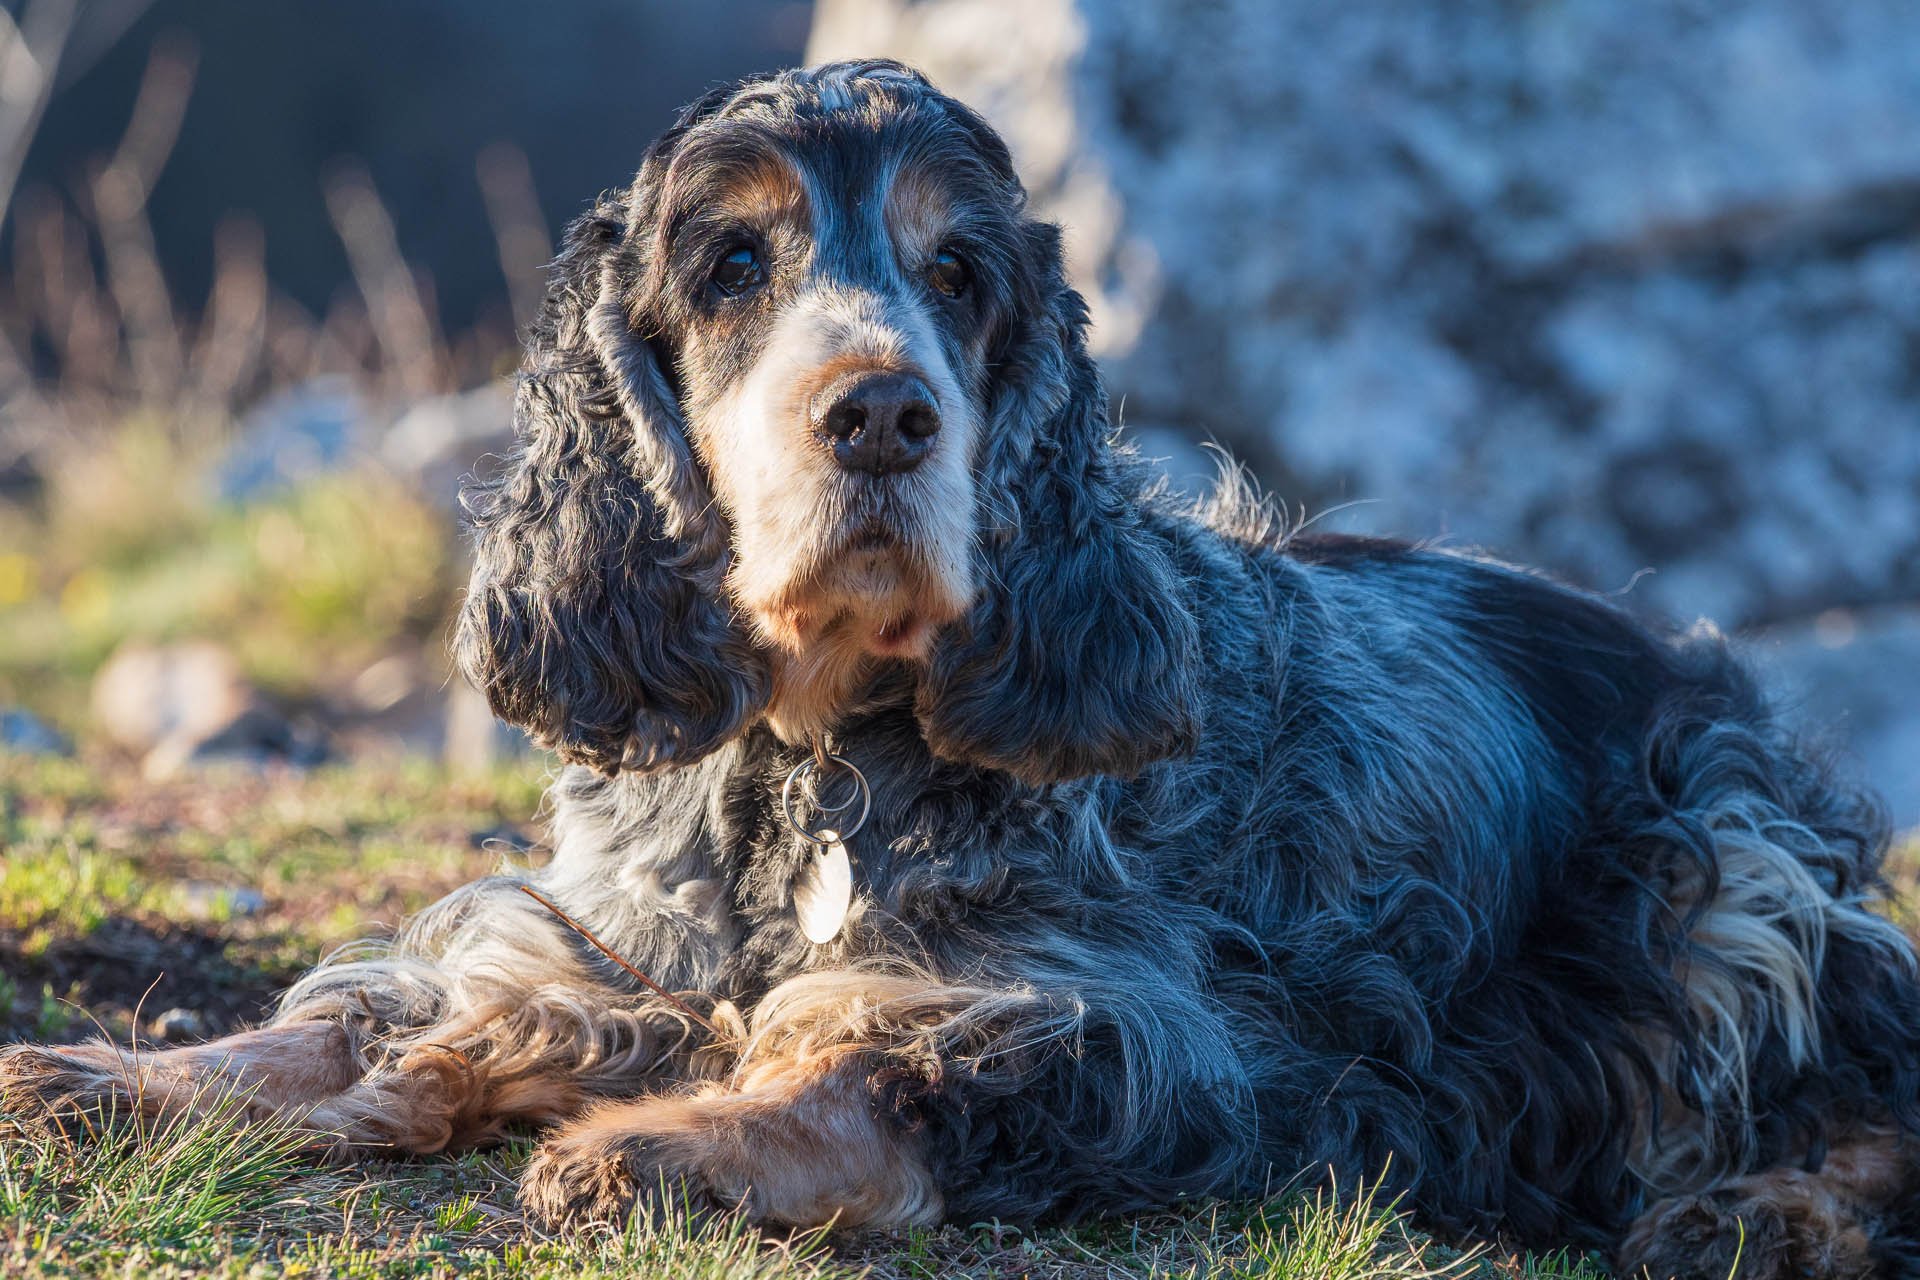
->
[[882, 163, 955, 265], [722, 156, 812, 227]]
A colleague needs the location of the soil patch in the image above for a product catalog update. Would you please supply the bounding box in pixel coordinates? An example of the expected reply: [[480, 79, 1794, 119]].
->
[[0, 916, 298, 1043]]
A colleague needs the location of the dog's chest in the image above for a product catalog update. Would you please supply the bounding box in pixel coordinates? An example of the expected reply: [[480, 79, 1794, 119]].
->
[[709, 741, 1030, 991]]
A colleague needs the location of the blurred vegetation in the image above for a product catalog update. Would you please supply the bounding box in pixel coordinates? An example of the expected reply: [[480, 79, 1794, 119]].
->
[[0, 750, 546, 1044], [0, 423, 459, 731], [0, 23, 514, 739]]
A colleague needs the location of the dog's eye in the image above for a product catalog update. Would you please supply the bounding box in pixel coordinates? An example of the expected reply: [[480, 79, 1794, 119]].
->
[[928, 248, 971, 299], [711, 246, 764, 297]]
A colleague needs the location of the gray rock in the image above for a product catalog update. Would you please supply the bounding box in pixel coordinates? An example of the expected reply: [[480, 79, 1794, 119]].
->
[[0, 707, 70, 756], [380, 382, 516, 511], [1748, 607, 1920, 832], [91, 640, 328, 778], [171, 707, 329, 774], [93, 641, 255, 755], [177, 883, 269, 921], [811, 0, 1920, 630], [150, 1007, 210, 1043]]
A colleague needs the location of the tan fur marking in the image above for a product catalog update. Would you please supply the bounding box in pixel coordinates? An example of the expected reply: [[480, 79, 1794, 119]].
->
[[718, 160, 810, 228], [518, 971, 986, 1230], [883, 165, 953, 264], [0, 1021, 359, 1130], [520, 1045, 940, 1230], [799, 351, 915, 401], [301, 1044, 584, 1155]]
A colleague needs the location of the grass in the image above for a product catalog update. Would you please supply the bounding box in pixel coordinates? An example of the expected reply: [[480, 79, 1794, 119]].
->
[[0, 1109, 1583, 1280], [0, 1099, 846, 1279], [0, 751, 544, 1044], [0, 753, 1640, 1280]]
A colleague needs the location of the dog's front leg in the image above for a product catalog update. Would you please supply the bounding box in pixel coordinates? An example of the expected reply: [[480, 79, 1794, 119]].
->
[[520, 1037, 942, 1230], [1, 875, 722, 1154], [0, 1021, 364, 1133], [517, 965, 1196, 1231], [519, 969, 996, 1230]]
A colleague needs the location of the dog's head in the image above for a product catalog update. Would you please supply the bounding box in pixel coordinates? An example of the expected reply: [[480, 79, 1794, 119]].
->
[[456, 61, 1199, 784]]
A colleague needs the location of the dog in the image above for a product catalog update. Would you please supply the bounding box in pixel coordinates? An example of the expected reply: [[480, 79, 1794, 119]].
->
[[5, 60, 1920, 1279]]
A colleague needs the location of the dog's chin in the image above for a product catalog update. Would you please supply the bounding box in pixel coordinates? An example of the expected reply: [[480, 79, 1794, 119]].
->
[[747, 524, 965, 654], [762, 574, 955, 665], [744, 533, 970, 742]]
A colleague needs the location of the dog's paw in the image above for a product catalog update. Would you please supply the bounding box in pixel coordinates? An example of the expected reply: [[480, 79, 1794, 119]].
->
[[517, 1064, 942, 1233], [0, 1043, 140, 1132], [1620, 1184, 1874, 1280], [517, 1113, 730, 1232]]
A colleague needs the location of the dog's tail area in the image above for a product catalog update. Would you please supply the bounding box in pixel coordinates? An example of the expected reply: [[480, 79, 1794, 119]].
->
[[1614, 678, 1920, 1277]]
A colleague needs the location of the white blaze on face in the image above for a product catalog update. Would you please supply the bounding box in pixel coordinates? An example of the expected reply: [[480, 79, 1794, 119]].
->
[[693, 283, 978, 736]]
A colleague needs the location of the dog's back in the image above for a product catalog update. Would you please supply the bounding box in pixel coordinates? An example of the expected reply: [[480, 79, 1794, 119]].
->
[[1171, 522, 1920, 1267]]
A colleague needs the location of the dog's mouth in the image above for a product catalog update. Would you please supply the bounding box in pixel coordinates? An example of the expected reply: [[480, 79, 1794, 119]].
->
[[845, 519, 898, 553], [746, 515, 955, 661], [867, 610, 933, 658]]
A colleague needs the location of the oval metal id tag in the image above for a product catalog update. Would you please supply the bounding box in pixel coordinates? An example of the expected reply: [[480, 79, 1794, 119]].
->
[[794, 828, 853, 944]]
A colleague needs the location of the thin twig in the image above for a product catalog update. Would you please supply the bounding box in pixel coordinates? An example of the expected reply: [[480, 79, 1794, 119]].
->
[[324, 161, 445, 399], [87, 36, 197, 404], [517, 884, 726, 1039], [474, 142, 550, 337], [0, 0, 80, 230], [186, 213, 267, 418]]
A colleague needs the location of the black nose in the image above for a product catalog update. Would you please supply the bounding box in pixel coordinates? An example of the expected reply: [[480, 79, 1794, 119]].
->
[[812, 371, 941, 476]]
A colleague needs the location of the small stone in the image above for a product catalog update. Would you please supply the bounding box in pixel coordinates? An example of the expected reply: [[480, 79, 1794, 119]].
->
[[150, 1008, 208, 1043], [0, 707, 70, 756], [178, 881, 268, 920], [92, 641, 254, 755]]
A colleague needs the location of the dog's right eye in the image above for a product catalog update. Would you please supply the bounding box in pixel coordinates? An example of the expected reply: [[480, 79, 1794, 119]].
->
[[711, 246, 765, 297]]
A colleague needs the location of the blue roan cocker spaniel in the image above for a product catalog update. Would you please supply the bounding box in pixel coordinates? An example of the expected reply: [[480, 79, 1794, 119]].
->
[[6, 61, 1920, 1279]]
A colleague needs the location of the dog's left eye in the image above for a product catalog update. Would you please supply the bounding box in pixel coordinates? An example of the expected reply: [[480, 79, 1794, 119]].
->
[[711, 246, 765, 297], [928, 248, 971, 299]]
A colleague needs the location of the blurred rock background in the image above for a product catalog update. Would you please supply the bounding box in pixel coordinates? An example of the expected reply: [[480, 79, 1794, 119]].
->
[[0, 0, 809, 777], [812, 0, 1920, 824], [0, 0, 1914, 823]]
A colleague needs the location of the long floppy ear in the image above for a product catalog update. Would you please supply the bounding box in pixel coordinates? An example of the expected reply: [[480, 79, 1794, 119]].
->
[[914, 223, 1201, 784], [454, 196, 770, 774]]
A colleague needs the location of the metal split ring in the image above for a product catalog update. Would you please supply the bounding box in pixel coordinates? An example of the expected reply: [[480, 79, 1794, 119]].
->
[[780, 752, 871, 846]]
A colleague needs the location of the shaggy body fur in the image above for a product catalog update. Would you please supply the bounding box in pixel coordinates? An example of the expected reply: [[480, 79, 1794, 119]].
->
[[6, 61, 1920, 1278]]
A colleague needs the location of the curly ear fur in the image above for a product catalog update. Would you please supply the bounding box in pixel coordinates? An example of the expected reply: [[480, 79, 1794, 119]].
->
[[454, 187, 770, 774], [915, 224, 1202, 784]]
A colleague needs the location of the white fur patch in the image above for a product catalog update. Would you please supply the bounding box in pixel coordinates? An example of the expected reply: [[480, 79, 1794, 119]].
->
[[1632, 789, 1917, 1193], [693, 286, 979, 740]]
